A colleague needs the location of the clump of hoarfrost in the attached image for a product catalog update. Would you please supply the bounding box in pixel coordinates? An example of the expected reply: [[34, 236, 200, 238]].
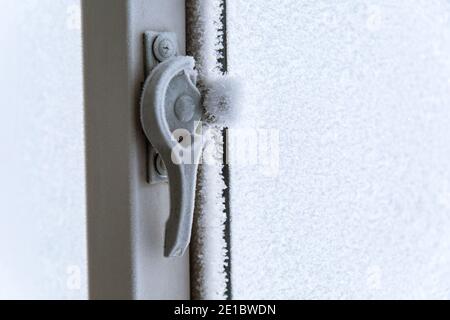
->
[[204, 75, 241, 127]]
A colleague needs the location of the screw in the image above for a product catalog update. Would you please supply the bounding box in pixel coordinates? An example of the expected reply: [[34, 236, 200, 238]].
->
[[155, 154, 168, 177], [153, 35, 177, 62]]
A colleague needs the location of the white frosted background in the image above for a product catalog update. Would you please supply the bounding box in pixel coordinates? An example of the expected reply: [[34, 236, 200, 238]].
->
[[0, 0, 87, 299], [228, 0, 450, 299]]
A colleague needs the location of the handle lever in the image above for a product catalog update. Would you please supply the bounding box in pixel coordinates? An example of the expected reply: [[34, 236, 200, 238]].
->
[[141, 56, 202, 257]]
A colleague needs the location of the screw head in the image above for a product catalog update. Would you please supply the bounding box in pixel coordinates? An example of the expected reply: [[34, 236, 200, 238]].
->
[[155, 154, 168, 177], [174, 95, 196, 123], [153, 36, 176, 62]]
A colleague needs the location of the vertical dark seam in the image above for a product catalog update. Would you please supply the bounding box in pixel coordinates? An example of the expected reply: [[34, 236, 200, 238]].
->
[[219, 0, 233, 301], [218, 0, 228, 72], [186, 0, 232, 300]]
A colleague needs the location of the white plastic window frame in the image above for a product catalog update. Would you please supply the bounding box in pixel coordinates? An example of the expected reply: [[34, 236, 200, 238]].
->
[[83, 0, 189, 300]]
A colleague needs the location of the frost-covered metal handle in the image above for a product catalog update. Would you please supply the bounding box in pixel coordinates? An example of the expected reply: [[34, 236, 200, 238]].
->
[[140, 56, 202, 257]]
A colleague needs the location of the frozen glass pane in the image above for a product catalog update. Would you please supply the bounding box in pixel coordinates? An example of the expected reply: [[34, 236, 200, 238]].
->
[[228, 0, 450, 299]]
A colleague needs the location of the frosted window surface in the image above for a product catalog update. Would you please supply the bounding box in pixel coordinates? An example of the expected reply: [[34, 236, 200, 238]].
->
[[0, 0, 86, 298], [228, 0, 450, 299]]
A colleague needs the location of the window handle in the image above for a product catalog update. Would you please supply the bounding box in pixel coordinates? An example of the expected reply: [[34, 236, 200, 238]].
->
[[141, 51, 202, 257]]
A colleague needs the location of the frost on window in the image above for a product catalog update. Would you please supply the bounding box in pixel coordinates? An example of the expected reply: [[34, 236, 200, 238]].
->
[[225, 0, 450, 299], [188, 0, 450, 300]]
